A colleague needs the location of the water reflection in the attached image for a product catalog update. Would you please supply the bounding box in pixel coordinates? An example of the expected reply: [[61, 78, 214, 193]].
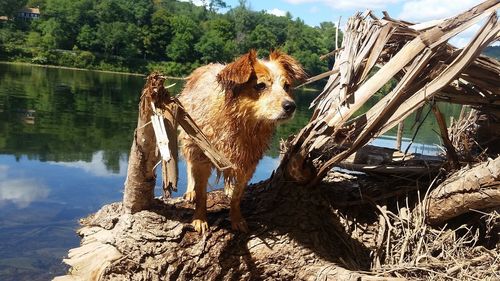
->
[[0, 165, 49, 208], [47, 151, 128, 177]]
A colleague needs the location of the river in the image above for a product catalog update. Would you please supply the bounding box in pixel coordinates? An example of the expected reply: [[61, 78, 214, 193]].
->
[[0, 63, 460, 280]]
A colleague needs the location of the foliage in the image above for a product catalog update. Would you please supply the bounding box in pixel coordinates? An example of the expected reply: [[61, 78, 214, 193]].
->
[[0, 0, 343, 76], [0, 0, 27, 18]]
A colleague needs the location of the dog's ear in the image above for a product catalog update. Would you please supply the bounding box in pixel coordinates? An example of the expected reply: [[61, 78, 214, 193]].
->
[[217, 50, 257, 93], [269, 50, 307, 83]]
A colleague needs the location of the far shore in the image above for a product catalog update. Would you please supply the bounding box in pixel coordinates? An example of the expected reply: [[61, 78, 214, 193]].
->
[[0, 61, 323, 92], [0, 61, 187, 80]]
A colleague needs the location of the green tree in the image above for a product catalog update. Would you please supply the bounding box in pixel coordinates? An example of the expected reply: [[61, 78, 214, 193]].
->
[[166, 15, 199, 62], [96, 22, 140, 57], [38, 18, 65, 48], [26, 31, 42, 47], [77, 24, 98, 51], [283, 19, 328, 75], [245, 24, 277, 57], [195, 30, 236, 63], [208, 0, 227, 12], [146, 8, 171, 59], [0, 0, 27, 18]]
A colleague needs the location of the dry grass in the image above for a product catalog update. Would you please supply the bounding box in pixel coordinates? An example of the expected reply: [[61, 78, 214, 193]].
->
[[368, 187, 499, 280], [325, 169, 499, 280]]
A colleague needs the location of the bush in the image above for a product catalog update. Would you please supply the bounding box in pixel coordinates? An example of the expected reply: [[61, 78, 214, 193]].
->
[[146, 61, 200, 77], [31, 55, 47, 64], [58, 51, 77, 66], [74, 51, 95, 68]]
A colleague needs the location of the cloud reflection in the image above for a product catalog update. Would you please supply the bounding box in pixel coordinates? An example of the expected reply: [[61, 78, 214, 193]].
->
[[0, 178, 49, 208]]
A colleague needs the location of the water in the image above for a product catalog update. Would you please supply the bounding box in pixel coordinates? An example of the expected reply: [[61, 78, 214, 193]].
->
[[0, 64, 460, 280]]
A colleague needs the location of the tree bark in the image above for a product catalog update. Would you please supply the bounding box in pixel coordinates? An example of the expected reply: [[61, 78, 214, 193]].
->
[[54, 176, 407, 281], [123, 73, 170, 213], [425, 156, 500, 225]]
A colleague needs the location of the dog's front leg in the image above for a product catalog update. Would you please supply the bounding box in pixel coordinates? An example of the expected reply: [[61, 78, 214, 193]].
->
[[187, 161, 211, 234], [229, 181, 249, 233]]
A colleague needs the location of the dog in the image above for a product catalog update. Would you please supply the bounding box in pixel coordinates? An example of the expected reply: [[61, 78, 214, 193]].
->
[[178, 50, 306, 233]]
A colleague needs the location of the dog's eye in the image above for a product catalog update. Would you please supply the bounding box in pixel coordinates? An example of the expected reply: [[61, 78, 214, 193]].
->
[[254, 82, 266, 91], [284, 83, 291, 91]]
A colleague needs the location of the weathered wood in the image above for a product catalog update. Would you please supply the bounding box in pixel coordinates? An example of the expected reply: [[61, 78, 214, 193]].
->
[[379, 12, 499, 135], [340, 145, 444, 175], [122, 74, 166, 213], [279, 1, 500, 186], [395, 122, 404, 151], [161, 102, 179, 197], [55, 179, 393, 281], [425, 156, 500, 225], [431, 104, 460, 168]]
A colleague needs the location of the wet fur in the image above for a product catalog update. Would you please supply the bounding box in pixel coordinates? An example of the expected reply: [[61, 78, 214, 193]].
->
[[179, 50, 306, 233]]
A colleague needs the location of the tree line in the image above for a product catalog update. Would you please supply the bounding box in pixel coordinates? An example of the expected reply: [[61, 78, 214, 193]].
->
[[0, 0, 342, 77]]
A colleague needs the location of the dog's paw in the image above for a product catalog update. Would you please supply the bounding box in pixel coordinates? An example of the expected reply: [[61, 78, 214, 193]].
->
[[184, 191, 196, 202], [231, 218, 249, 233], [192, 219, 209, 234]]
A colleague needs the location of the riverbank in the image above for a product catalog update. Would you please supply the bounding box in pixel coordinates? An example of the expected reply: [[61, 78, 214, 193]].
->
[[0, 61, 187, 79], [0, 61, 323, 92]]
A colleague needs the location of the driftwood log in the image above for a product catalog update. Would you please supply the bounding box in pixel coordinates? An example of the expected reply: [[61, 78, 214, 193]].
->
[[425, 156, 500, 225], [54, 173, 414, 281]]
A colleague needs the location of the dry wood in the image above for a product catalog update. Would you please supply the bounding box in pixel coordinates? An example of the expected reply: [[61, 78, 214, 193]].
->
[[55, 180, 393, 281], [279, 0, 500, 185], [161, 102, 179, 197], [395, 122, 404, 151], [339, 145, 443, 175], [122, 74, 166, 213], [425, 156, 500, 225], [431, 104, 459, 168]]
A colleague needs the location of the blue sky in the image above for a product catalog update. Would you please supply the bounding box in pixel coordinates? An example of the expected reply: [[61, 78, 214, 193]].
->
[[183, 0, 498, 48]]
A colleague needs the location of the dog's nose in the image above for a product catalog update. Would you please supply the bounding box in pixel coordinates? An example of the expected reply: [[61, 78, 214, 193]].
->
[[282, 101, 296, 114]]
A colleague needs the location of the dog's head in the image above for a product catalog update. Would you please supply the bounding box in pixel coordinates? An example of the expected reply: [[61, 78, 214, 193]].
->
[[216, 50, 306, 122]]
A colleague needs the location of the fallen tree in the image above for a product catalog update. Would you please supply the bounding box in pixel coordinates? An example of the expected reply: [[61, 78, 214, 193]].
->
[[55, 1, 500, 280]]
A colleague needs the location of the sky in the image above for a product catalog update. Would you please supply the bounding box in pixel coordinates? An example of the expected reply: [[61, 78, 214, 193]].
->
[[182, 0, 499, 48]]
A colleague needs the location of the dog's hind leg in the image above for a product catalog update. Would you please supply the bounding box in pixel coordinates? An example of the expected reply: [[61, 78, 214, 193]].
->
[[188, 161, 211, 234]]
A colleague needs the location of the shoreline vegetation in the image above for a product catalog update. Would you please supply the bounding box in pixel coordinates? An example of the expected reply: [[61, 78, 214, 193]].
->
[[0, 0, 341, 79], [1, 61, 324, 93], [0, 61, 149, 77]]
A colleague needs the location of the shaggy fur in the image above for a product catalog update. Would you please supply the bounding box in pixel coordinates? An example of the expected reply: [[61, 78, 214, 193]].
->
[[179, 50, 306, 233]]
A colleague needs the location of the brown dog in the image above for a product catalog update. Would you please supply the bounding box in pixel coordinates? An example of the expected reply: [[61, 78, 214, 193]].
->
[[178, 50, 306, 233]]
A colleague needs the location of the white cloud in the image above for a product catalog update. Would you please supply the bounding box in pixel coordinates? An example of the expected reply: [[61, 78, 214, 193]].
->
[[0, 178, 49, 208], [284, 0, 401, 10], [309, 6, 320, 14], [178, 0, 206, 6], [398, 0, 484, 22], [448, 23, 482, 48], [267, 8, 287, 17], [48, 151, 127, 177]]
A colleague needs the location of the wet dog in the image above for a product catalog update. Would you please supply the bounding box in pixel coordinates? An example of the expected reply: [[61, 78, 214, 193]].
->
[[179, 50, 306, 233]]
